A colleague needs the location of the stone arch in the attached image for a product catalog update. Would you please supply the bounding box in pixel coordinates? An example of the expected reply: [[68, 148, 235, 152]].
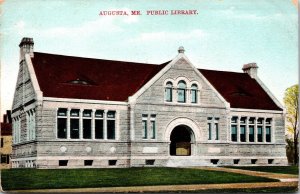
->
[[164, 117, 201, 142]]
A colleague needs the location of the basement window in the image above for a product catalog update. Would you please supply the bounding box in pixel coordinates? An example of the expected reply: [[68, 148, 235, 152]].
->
[[210, 159, 219, 165], [233, 159, 240, 165], [145, 160, 155, 165], [108, 160, 117, 166], [268, 159, 274, 164], [59, 160, 68, 166], [84, 160, 93, 166], [251, 159, 257, 164]]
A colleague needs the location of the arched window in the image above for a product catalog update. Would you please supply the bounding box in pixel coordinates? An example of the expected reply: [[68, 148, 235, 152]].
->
[[177, 81, 186, 103], [191, 84, 198, 103], [165, 82, 173, 102]]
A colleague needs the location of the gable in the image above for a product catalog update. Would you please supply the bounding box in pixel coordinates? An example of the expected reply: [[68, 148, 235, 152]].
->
[[12, 59, 37, 111], [31, 52, 168, 102], [133, 55, 228, 108]]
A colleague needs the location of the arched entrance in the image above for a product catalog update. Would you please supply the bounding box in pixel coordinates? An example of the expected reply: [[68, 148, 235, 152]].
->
[[170, 125, 195, 156]]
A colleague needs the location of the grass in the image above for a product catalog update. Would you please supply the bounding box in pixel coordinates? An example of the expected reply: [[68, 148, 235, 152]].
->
[[1, 167, 278, 190], [224, 165, 299, 175]]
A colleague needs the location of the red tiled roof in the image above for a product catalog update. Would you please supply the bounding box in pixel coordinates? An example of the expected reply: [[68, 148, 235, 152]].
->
[[199, 69, 282, 110], [1, 123, 12, 136], [31, 52, 281, 110], [32, 52, 169, 101]]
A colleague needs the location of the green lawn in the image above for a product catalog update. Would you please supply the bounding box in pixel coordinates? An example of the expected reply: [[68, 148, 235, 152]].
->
[[1, 167, 278, 190], [225, 166, 299, 175]]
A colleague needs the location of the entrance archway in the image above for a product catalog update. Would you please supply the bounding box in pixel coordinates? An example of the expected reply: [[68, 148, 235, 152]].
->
[[170, 125, 195, 156]]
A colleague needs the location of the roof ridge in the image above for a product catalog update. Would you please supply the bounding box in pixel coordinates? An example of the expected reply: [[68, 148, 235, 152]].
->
[[198, 68, 244, 74], [34, 52, 165, 66]]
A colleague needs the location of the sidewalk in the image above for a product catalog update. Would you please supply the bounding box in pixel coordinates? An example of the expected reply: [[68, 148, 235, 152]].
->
[[9, 182, 298, 193], [192, 166, 299, 181]]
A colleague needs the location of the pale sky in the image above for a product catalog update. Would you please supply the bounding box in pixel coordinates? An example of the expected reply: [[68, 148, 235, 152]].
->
[[0, 0, 298, 120]]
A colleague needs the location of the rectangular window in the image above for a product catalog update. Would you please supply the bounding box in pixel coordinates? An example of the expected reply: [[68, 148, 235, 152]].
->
[[70, 109, 79, 117], [208, 123, 212, 140], [83, 119, 92, 139], [165, 88, 172, 102], [266, 118, 272, 125], [268, 159, 274, 164], [251, 159, 257, 164], [249, 117, 255, 124], [240, 125, 246, 142], [107, 111, 115, 119], [240, 117, 246, 124], [145, 160, 155, 165], [266, 126, 271, 142], [150, 114, 156, 139], [95, 119, 104, 139], [1, 155, 8, 164], [177, 89, 186, 103], [215, 123, 219, 140], [107, 111, 116, 140], [231, 116, 238, 124], [83, 110, 92, 139], [95, 110, 104, 118], [107, 120, 115, 139], [191, 90, 197, 103], [84, 160, 93, 166], [233, 159, 240, 164], [59, 160, 68, 166], [57, 118, 67, 139], [142, 120, 147, 139], [249, 126, 254, 142], [150, 121, 156, 139], [257, 126, 263, 142], [83, 109, 92, 117], [1, 138, 3, 148], [70, 119, 79, 139], [57, 108, 67, 116], [70, 109, 80, 139], [108, 160, 117, 166], [231, 125, 237, 142]]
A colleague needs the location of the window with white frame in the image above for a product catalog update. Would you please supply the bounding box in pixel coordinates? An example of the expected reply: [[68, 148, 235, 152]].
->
[[107, 111, 116, 140], [57, 108, 67, 139], [240, 117, 246, 142], [83, 109, 92, 139], [231, 116, 272, 143], [165, 82, 173, 102], [95, 110, 104, 139], [231, 117, 238, 142], [266, 118, 272, 142], [13, 117, 21, 143], [249, 117, 255, 142], [177, 81, 186, 103], [56, 109, 117, 140], [215, 118, 219, 140], [150, 115, 156, 139], [26, 109, 36, 141], [207, 117, 219, 141], [142, 114, 148, 139], [191, 84, 198, 103], [70, 109, 80, 139], [257, 118, 263, 142]]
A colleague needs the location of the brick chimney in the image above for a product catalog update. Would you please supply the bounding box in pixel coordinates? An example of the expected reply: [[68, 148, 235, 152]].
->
[[19, 37, 34, 61], [242, 63, 258, 79]]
